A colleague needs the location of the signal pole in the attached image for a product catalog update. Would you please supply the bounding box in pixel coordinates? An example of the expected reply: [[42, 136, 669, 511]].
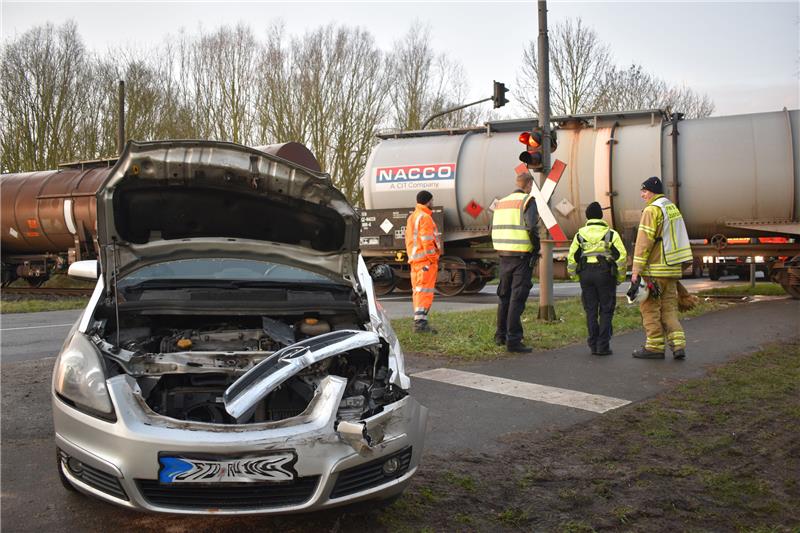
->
[[117, 80, 126, 156], [537, 0, 557, 321]]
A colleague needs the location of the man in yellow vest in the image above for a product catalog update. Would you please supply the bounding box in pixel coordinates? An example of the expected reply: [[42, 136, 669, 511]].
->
[[629, 177, 692, 360], [491, 173, 540, 353], [567, 202, 627, 356], [405, 190, 442, 333]]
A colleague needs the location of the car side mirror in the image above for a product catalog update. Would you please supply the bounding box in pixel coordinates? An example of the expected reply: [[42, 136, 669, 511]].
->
[[68, 260, 99, 281]]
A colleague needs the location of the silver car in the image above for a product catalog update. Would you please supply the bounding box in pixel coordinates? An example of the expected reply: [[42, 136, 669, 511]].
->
[[52, 140, 427, 514]]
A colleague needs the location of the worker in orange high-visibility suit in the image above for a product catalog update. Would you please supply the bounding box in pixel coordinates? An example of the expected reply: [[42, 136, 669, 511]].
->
[[405, 190, 442, 333]]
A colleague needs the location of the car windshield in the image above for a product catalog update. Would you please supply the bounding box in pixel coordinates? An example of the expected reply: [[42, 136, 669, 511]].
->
[[119, 258, 336, 286]]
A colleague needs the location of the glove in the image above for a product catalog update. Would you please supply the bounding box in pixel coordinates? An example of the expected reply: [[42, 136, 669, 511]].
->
[[626, 281, 639, 301]]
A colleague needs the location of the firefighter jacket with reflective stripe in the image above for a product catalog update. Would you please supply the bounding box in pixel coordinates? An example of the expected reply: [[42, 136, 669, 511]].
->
[[567, 219, 628, 283], [405, 204, 441, 265], [491, 191, 538, 254], [632, 194, 691, 278]]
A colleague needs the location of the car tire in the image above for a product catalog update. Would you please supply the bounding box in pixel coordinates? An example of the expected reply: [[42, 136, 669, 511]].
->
[[57, 454, 78, 493]]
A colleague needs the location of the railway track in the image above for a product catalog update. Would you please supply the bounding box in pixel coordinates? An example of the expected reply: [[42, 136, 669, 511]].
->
[[1, 287, 94, 298]]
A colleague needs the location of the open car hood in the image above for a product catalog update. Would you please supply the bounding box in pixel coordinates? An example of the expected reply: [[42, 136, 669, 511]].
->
[[96, 140, 360, 291]]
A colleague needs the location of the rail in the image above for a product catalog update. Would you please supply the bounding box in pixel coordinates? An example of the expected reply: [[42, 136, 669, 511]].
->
[[2, 287, 94, 298]]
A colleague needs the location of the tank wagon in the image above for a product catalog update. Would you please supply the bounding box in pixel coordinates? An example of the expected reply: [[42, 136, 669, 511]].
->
[[360, 109, 800, 297], [0, 143, 321, 286]]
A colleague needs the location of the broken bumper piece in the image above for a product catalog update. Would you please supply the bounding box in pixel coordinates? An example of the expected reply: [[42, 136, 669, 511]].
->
[[223, 330, 381, 423]]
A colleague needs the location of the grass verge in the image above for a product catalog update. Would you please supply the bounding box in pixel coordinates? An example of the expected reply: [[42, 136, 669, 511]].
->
[[394, 296, 724, 360], [0, 298, 89, 314], [697, 282, 787, 297], [379, 340, 800, 532]]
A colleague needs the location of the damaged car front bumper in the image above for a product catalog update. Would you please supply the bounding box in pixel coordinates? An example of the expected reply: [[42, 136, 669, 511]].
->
[[53, 373, 427, 514]]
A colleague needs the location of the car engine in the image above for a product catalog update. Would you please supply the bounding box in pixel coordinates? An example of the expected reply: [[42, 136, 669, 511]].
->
[[95, 312, 404, 425]]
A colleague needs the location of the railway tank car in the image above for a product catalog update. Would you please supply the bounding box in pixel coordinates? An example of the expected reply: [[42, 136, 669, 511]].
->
[[359, 109, 800, 297]]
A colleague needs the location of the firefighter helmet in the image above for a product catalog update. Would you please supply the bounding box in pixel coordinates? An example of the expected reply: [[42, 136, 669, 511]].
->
[[626, 277, 649, 304]]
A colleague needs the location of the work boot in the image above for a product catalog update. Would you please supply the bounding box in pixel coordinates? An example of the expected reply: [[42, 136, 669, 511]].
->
[[414, 321, 437, 334], [494, 335, 506, 346], [595, 347, 613, 356], [507, 342, 533, 354], [632, 347, 665, 359], [673, 348, 687, 360]]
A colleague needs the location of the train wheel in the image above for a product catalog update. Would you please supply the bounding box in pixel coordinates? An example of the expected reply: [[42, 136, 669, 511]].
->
[[435, 256, 467, 297], [395, 276, 412, 293], [463, 272, 489, 294], [366, 261, 395, 296]]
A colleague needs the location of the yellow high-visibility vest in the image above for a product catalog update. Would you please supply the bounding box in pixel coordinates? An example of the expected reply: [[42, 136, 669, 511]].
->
[[492, 192, 533, 253], [652, 197, 692, 265]]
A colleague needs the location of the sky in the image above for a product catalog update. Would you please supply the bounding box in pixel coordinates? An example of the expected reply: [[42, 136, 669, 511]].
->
[[2, 0, 798, 118]]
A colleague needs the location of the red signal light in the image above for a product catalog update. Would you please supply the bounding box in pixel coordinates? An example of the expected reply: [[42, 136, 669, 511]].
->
[[518, 131, 540, 148]]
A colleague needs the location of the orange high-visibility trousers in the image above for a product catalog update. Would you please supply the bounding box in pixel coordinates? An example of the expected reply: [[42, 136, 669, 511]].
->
[[411, 262, 438, 322]]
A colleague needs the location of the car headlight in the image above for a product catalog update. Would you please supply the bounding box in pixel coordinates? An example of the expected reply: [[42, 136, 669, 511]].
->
[[53, 333, 115, 420]]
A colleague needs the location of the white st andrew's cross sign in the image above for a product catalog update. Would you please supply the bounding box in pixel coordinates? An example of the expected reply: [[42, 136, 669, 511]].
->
[[513, 159, 568, 243]]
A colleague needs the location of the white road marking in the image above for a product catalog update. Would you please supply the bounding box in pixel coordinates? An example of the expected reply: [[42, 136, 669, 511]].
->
[[412, 368, 630, 413], [1, 323, 74, 332]]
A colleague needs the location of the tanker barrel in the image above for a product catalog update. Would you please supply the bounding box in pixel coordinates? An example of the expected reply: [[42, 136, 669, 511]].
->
[[1, 167, 110, 257], [362, 109, 800, 242]]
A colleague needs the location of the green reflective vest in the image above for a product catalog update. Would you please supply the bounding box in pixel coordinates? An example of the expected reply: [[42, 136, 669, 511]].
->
[[492, 192, 533, 253]]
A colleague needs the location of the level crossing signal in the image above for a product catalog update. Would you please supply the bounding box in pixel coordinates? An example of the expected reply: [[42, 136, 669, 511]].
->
[[492, 81, 509, 108], [518, 127, 558, 171]]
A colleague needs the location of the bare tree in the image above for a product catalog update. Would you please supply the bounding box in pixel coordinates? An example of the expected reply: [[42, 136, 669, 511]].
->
[[255, 23, 307, 146], [1, 20, 485, 190], [517, 18, 714, 119], [0, 21, 89, 171], [660, 85, 715, 119], [517, 18, 613, 116], [254, 24, 391, 203], [188, 24, 258, 144], [388, 24, 484, 130]]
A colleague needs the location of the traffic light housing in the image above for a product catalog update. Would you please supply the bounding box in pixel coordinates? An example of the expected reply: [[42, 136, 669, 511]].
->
[[518, 127, 557, 171], [492, 81, 509, 109]]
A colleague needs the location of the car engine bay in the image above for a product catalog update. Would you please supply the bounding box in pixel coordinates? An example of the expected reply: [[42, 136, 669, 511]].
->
[[91, 312, 405, 425]]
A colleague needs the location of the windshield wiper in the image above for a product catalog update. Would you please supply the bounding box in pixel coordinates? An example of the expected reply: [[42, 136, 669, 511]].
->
[[231, 280, 343, 290], [121, 279, 240, 292]]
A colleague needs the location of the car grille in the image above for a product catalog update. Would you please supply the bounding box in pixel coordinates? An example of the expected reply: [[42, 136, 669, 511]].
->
[[330, 446, 413, 499], [136, 476, 320, 510], [58, 450, 128, 500]]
